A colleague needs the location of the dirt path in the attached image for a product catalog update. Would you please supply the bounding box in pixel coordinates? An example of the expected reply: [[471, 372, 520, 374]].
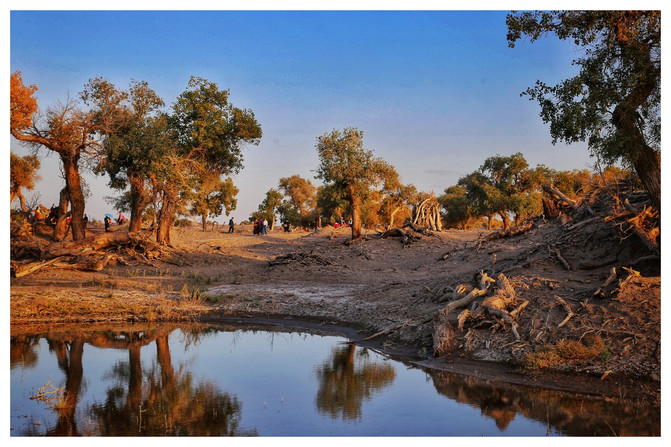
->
[[10, 221, 661, 403]]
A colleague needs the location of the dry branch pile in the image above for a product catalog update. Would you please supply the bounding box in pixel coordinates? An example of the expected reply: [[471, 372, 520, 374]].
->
[[11, 229, 162, 278]]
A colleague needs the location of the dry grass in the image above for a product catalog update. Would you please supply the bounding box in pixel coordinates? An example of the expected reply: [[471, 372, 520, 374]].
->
[[523, 334, 609, 370], [10, 285, 209, 324]]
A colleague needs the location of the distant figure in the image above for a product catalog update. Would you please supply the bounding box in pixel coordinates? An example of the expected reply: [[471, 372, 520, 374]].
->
[[83, 214, 89, 228], [228, 217, 235, 234], [283, 220, 291, 232], [104, 216, 111, 232], [262, 218, 269, 235], [117, 212, 126, 225], [253, 219, 259, 235]]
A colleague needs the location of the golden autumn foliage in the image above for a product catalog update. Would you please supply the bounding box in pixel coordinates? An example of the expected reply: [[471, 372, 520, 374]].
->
[[10, 71, 38, 134]]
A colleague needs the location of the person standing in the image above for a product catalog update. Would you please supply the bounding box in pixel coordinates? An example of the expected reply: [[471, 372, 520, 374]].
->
[[262, 218, 268, 235], [228, 217, 235, 233]]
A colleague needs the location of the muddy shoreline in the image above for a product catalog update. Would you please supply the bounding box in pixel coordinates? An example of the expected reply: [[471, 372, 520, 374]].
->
[[197, 312, 661, 404], [10, 223, 661, 406]]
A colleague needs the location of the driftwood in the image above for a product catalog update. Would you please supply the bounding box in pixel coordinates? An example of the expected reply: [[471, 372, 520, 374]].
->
[[481, 221, 535, 242], [542, 183, 578, 210], [433, 272, 527, 356], [12, 257, 66, 278]]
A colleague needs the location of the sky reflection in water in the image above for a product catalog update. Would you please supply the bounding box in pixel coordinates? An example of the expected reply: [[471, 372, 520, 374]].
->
[[10, 324, 660, 436]]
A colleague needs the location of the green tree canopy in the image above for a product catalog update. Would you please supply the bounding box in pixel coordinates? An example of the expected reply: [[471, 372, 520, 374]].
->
[[507, 11, 661, 209], [315, 127, 394, 239]]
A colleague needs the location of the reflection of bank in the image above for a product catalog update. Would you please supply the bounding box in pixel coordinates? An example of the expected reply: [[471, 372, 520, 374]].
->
[[426, 368, 660, 436], [10, 326, 256, 436], [314, 344, 396, 421]]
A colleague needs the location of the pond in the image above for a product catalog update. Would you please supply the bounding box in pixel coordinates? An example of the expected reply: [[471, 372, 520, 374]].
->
[[10, 322, 660, 436]]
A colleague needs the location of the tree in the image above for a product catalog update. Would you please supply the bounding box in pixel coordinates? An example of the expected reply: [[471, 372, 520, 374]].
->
[[253, 188, 282, 230], [155, 76, 262, 244], [189, 174, 238, 230], [10, 152, 41, 212], [93, 79, 168, 232], [11, 72, 121, 241], [315, 127, 393, 240], [478, 153, 535, 228], [10, 71, 38, 134], [375, 166, 417, 229], [458, 171, 499, 230], [316, 184, 348, 224], [278, 175, 317, 227], [507, 11, 661, 209], [439, 185, 477, 229]]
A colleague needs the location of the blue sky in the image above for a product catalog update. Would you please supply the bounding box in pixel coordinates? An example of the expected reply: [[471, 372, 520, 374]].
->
[[10, 8, 601, 223]]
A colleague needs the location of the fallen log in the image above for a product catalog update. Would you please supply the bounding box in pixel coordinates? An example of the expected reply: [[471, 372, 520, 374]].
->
[[542, 183, 578, 210], [12, 257, 66, 278], [482, 221, 535, 242]]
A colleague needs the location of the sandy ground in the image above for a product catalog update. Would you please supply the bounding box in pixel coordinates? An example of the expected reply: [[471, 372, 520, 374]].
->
[[10, 219, 661, 403]]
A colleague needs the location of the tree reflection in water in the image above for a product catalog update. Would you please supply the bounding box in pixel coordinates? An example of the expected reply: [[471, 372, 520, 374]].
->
[[315, 344, 396, 421], [10, 326, 255, 436], [427, 368, 660, 436]]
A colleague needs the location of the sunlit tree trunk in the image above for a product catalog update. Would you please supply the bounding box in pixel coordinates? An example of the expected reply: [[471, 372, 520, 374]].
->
[[348, 186, 363, 240], [157, 190, 176, 245], [498, 211, 510, 230], [128, 171, 148, 233], [53, 187, 71, 242], [62, 154, 87, 241]]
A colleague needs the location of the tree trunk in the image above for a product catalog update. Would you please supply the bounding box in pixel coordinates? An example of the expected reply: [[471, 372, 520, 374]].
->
[[611, 58, 661, 210], [498, 211, 510, 230], [348, 186, 363, 240], [389, 207, 400, 229], [128, 171, 147, 233], [631, 144, 661, 211], [52, 187, 71, 242], [12, 190, 28, 212], [487, 215, 492, 230], [61, 154, 86, 241], [156, 191, 176, 245], [201, 213, 208, 231]]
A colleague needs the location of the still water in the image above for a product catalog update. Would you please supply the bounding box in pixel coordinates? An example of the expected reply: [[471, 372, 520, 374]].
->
[[10, 322, 659, 436]]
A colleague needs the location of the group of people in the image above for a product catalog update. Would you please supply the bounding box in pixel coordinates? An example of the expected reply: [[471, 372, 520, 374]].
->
[[332, 218, 352, 228], [104, 212, 126, 232], [253, 218, 269, 235]]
